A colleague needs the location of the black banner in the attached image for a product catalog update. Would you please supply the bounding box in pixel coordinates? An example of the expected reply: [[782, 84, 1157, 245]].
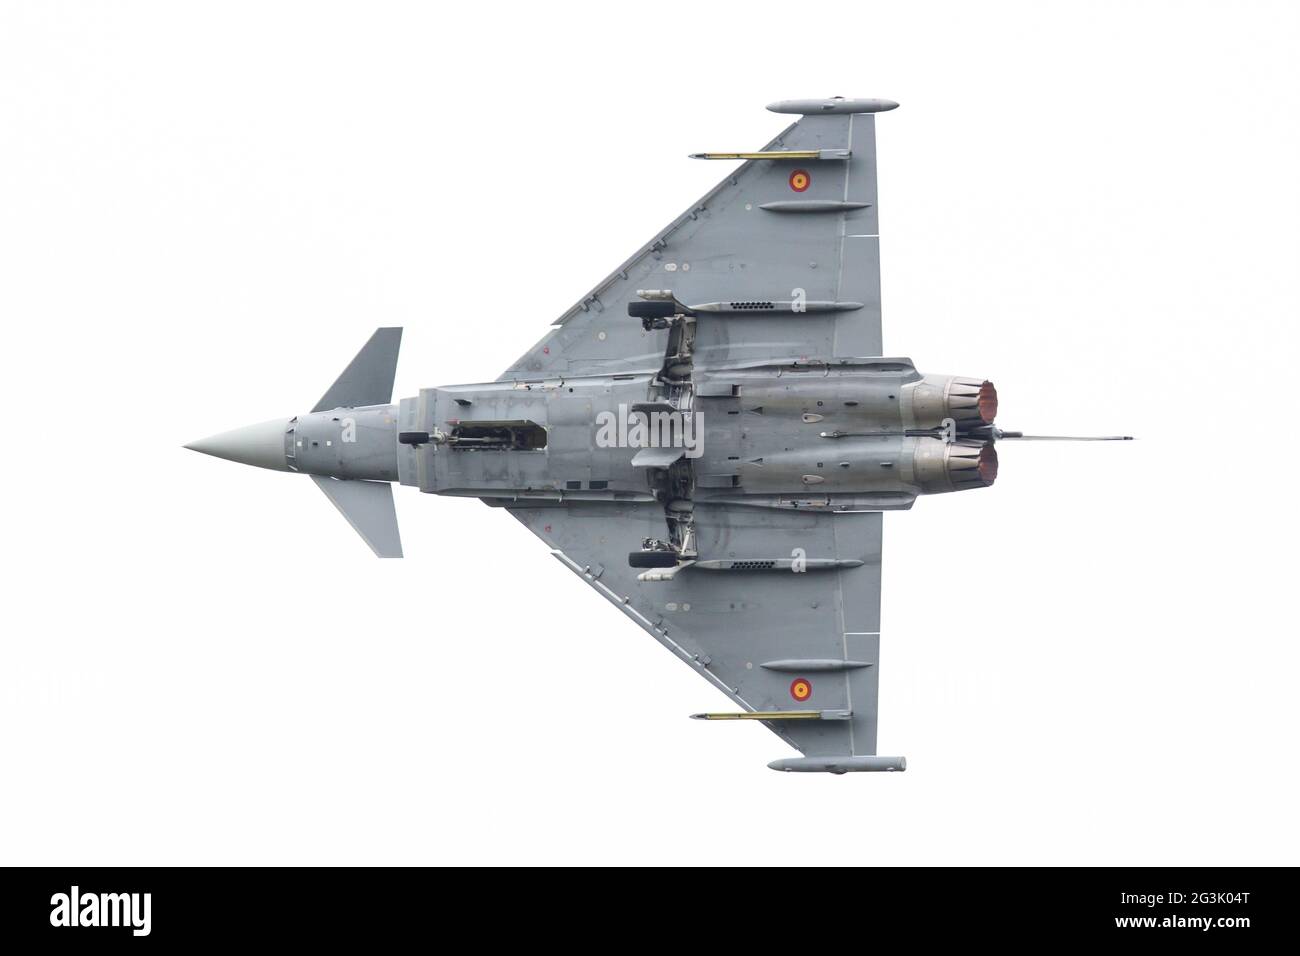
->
[[0, 867, 1287, 945]]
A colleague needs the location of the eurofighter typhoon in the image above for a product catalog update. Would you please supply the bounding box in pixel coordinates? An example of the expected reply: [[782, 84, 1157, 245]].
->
[[186, 98, 1128, 773]]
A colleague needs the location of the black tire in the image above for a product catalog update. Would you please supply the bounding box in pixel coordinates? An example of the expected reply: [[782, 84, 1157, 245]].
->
[[628, 550, 678, 569], [627, 300, 676, 319], [398, 431, 430, 445]]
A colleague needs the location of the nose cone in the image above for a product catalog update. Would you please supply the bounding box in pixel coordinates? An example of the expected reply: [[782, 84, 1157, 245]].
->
[[185, 418, 290, 472]]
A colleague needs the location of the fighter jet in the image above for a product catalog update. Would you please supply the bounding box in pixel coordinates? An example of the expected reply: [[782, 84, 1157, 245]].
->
[[186, 98, 1129, 773]]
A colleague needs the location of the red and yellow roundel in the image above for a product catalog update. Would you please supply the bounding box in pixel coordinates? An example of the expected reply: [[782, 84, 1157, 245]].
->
[[790, 678, 812, 702], [789, 169, 811, 192]]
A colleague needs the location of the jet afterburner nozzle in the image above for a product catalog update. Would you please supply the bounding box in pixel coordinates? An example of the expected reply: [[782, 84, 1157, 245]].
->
[[903, 376, 998, 430], [911, 439, 999, 494]]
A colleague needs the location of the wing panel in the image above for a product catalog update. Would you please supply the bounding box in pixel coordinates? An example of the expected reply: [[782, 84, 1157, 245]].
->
[[500, 111, 886, 379], [505, 502, 885, 758]]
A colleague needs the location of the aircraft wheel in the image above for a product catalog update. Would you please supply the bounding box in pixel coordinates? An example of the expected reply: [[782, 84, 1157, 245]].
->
[[628, 550, 678, 569]]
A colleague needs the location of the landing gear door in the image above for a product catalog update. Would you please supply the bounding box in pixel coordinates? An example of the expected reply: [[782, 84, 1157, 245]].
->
[[546, 392, 593, 491]]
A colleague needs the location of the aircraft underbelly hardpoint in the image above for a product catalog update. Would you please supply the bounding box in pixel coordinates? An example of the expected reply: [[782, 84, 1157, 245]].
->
[[186, 98, 1128, 773]]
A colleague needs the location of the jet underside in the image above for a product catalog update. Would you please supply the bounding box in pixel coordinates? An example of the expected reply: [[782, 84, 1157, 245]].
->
[[186, 97, 1127, 773]]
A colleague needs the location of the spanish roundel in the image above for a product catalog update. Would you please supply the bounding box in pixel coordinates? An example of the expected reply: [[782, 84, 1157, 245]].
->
[[790, 678, 812, 702], [789, 169, 810, 192]]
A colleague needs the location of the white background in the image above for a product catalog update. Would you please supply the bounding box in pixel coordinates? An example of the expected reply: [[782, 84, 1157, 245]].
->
[[2, 1, 1297, 865]]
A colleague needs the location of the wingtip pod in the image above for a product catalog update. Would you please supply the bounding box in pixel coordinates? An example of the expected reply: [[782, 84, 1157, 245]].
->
[[767, 97, 900, 115], [768, 755, 907, 774]]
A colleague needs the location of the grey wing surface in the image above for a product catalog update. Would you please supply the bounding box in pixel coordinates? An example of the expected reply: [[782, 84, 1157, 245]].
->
[[500, 109, 884, 380], [505, 502, 885, 759]]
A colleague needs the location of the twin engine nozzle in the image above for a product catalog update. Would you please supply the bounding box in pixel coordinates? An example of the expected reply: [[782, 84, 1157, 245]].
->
[[902, 374, 1132, 493], [903, 375, 999, 494]]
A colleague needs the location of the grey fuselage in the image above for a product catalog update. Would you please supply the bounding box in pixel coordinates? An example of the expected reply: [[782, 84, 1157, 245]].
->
[[284, 358, 999, 511]]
